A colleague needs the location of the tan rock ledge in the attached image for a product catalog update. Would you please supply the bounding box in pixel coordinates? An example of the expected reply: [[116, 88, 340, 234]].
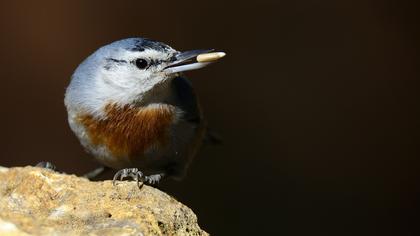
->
[[0, 166, 208, 236]]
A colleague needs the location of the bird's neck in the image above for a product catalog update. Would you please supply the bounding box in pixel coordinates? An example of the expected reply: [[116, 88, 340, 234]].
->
[[133, 78, 174, 107]]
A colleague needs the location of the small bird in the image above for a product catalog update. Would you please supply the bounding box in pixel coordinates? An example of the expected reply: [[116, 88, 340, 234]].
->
[[64, 38, 225, 187]]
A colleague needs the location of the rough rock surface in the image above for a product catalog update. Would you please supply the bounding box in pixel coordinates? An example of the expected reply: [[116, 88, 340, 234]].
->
[[0, 166, 208, 236]]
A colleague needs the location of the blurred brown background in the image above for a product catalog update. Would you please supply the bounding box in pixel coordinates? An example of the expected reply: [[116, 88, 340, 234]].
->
[[0, 0, 419, 235]]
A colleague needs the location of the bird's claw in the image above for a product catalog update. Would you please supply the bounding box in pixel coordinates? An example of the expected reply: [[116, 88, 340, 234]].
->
[[113, 168, 145, 189], [145, 174, 164, 185], [112, 169, 165, 188]]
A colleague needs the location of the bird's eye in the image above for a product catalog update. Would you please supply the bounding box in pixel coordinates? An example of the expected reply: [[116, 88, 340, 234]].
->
[[135, 58, 149, 69]]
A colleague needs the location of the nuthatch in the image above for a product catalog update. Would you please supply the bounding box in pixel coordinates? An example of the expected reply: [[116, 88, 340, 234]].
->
[[64, 38, 225, 187]]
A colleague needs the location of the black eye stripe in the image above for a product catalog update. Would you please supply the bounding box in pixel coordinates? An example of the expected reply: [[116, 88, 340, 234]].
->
[[131, 58, 165, 68], [104, 58, 128, 70], [150, 59, 163, 65], [106, 58, 127, 63], [104, 57, 165, 71]]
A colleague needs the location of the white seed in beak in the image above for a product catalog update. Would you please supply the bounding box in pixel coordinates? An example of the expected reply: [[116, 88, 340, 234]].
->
[[196, 52, 226, 62]]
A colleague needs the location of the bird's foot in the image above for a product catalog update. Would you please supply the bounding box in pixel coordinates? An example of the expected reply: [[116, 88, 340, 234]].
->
[[113, 168, 145, 189], [145, 173, 165, 185], [35, 161, 56, 171], [112, 168, 165, 189]]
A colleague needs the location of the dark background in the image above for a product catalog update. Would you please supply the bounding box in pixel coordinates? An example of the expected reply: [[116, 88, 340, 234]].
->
[[0, 0, 419, 235]]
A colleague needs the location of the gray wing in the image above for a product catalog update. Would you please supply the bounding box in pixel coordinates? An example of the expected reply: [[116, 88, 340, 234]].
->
[[170, 76, 222, 144], [162, 76, 206, 179], [169, 76, 202, 123]]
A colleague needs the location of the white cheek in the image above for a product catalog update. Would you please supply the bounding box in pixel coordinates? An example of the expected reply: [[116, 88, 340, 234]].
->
[[101, 67, 142, 88], [89, 67, 157, 109]]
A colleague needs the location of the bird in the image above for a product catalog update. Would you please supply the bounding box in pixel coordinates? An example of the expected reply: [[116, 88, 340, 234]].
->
[[63, 38, 225, 187]]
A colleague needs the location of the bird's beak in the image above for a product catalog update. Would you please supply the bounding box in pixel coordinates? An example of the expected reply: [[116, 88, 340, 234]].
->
[[163, 49, 226, 74]]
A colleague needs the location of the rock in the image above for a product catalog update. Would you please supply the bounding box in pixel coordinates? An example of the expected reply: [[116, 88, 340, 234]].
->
[[0, 166, 208, 236]]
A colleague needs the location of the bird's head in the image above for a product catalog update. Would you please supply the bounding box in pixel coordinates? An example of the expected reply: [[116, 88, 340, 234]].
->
[[65, 38, 224, 116]]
